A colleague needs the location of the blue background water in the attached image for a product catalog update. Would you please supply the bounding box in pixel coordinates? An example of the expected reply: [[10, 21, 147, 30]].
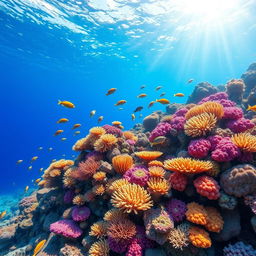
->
[[0, 0, 256, 194]]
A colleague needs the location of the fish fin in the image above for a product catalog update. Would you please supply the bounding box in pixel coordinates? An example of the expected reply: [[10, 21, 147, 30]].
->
[[247, 105, 251, 111], [58, 100, 62, 105], [173, 94, 176, 97]]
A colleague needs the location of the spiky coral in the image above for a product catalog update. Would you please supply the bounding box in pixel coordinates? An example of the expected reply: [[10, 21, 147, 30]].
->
[[168, 223, 190, 249], [134, 151, 163, 161], [106, 178, 129, 194], [89, 239, 109, 256], [185, 202, 207, 225], [164, 157, 213, 174], [89, 221, 108, 238], [189, 226, 211, 248], [148, 160, 164, 168], [184, 113, 217, 137], [148, 166, 166, 178], [93, 171, 106, 182], [72, 194, 86, 206], [92, 184, 105, 196], [147, 177, 170, 196], [94, 134, 118, 152], [89, 127, 106, 138], [111, 184, 153, 214], [123, 131, 138, 142], [103, 208, 127, 222], [231, 133, 256, 152], [112, 154, 134, 175], [205, 207, 224, 233]]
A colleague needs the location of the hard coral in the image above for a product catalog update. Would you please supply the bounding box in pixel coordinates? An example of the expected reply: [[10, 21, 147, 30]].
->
[[112, 154, 134, 175], [166, 198, 187, 222], [227, 118, 254, 133], [148, 166, 166, 178], [124, 165, 149, 186], [223, 241, 256, 256], [72, 206, 90, 222], [186, 202, 207, 225], [188, 139, 211, 158], [89, 239, 109, 256], [102, 124, 122, 137], [189, 226, 211, 248], [223, 107, 243, 120], [169, 172, 188, 191], [149, 122, 172, 142], [199, 92, 228, 104], [126, 238, 143, 256], [134, 151, 163, 161], [147, 177, 170, 196], [205, 207, 224, 233], [148, 160, 164, 167]]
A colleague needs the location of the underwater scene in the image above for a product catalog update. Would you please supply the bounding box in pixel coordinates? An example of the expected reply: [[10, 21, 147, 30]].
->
[[1, 0, 256, 255]]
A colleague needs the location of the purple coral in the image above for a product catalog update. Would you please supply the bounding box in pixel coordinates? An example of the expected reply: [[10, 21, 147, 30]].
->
[[226, 118, 254, 133], [223, 241, 256, 256], [149, 122, 172, 142], [211, 137, 240, 162], [166, 198, 187, 222], [126, 139, 136, 146], [208, 135, 223, 151], [50, 219, 83, 238], [199, 92, 228, 104], [124, 165, 149, 186], [103, 124, 122, 137], [63, 190, 75, 204], [170, 116, 186, 130], [216, 99, 236, 107], [126, 238, 143, 256], [108, 237, 129, 253], [72, 206, 91, 222], [188, 139, 211, 158], [174, 108, 188, 117], [223, 107, 243, 120], [86, 151, 104, 161]]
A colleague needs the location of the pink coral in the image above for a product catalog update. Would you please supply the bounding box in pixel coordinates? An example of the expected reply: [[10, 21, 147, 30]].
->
[[102, 124, 122, 137], [72, 206, 91, 222], [211, 137, 240, 162], [226, 118, 254, 133], [174, 108, 188, 117], [223, 107, 243, 120], [149, 122, 172, 142], [166, 198, 187, 222], [50, 219, 83, 238], [169, 172, 188, 191], [124, 165, 149, 186], [199, 92, 228, 104], [188, 139, 211, 158], [126, 139, 136, 146], [63, 190, 75, 204], [208, 135, 223, 151], [126, 238, 143, 256], [217, 99, 236, 107], [170, 116, 186, 130]]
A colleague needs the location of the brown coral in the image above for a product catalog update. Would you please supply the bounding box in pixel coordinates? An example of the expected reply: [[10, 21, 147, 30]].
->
[[231, 133, 256, 152], [94, 134, 118, 152], [89, 221, 108, 238], [147, 177, 170, 196], [112, 154, 133, 175], [134, 151, 163, 161], [72, 194, 86, 206], [184, 113, 217, 137], [186, 202, 208, 225]]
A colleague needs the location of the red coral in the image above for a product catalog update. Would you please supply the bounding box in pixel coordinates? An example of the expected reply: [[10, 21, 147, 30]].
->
[[169, 172, 188, 192]]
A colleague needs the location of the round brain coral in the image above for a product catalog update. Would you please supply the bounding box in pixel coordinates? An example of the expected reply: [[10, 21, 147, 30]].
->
[[231, 133, 256, 152], [186, 202, 207, 225], [112, 154, 134, 175], [193, 175, 220, 200], [189, 226, 211, 248], [205, 207, 224, 233], [72, 206, 91, 222], [184, 113, 217, 137], [89, 239, 109, 256], [169, 172, 188, 191], [220, 164, 256, 197], [164, 157, 213, 174], [188, 139, 211, 158], [227, 118, 254, 133], [147, 177, 170, 196], [124, 165, 149, 186], [134, 151, 163, 161], [111, 184, 153, 214], [94, 134, 118, 152], [223, 107, 243, 120], [149, 122, 172, 142]]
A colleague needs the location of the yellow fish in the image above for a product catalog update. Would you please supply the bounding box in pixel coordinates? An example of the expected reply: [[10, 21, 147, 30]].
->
[[112, 121, 122, 126], [57, 118, 69, 123], [90, 110, 96, 117], [247, 105, 256, 112], [58, 100, 75, 108], [0, 211, 6, 219], [106, 88, 117, 96], [150, 136, 167, 146], [72, 124, 81, 129], [33, 239, 46, 256], [25, 186, 29, 192], [114, 100, 127, 106], [131, 114, 135, 121], [156, 99, 170, 104], [31, 156, 38, 162], [98, 116, 104, 123], [174, 93, 185, 97], [54, 130, 64, 136], [16, 160, 23, 164], [28, 166, 33, 170], [118, 125, 124, 129], [61, 138, 67, 141], [74, 131, 80, 136], [35, 178, 41, 183], [155, 86, 162, 91], [137, 93, 147, 98], [148, 101, 155, 108]]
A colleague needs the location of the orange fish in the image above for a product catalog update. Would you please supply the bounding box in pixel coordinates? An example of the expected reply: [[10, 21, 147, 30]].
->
[[137, 93, 147, 98], [112, 121, 122, 126], [57, 118, 69, 123], [174, 93, 185, 97], [54, 130, 63, 136], [114, 100, 127, 106], [106, 88, 117, 96], [31, 156, 38, 162], [33, 239, 46, 256], [58, 100, 75, 108], [0, 211, 6, 219], [156, 99, 170, 104], [35, 178, 41, 183], [148, 101, 155, 108], [247, 105, 256, 112], [72, 124, 81, 129]]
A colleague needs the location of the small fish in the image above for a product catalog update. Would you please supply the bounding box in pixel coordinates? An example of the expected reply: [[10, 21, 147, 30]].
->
[[118, 108, 124, 111], [58, 100, 75, 108], [114, 100, 127, 106], [35, 178, 41, 183], [39, 168, 44, 172], [48, 147, 53, 151], [148, 101, 155, 108], [118, 125, 124, 129], [160, 92, 166, 97], [33, 239, 46, 256], [131, 114, 135, 121], [137, 93, 147, 98], [112, 121, 122, 126], [74, 131, 80, 135], [174, 93, 185, 97], [54, 130, 64, 136], [61, 138, 67, 141], [156, 99, 170, 104], [31, 156, 38, 162], [140, 85, 146, 89], [25, 186, 29, 192], [57, 118, 69, 123], [151, 136, 167, 146], [72, 124, 81, 129], [90, 110, 96, 117], [155, 86, 162, 91], [28, 166, 33, 170], [187, 79, 194, 83], [98, 116, 104, 123], [16, 160, 23, 164], [247, 105, 256, 112], [0, 211, 6, 219], [38, 147, 43, 150], [106, 88, 117, 96], [134, 106, 143, 112]]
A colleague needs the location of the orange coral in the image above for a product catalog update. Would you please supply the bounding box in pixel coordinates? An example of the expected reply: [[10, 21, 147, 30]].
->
[[231, 133, 256, 152], [123, 131, 138, 142], [89, 221, 108, 238], [148, 166, 166, 178], [184, 113, 217, 137], [106, 178, 129, 194], [112, 154, 134, 175], [90, 127, 106, 137], [186, 202, 207, 225], [164, 157, 213, 174], [148, 160, 164, 168], [185, 101, 224, 120], [72, 194, 86, 206], [89, 239, 109, 256], [92, 184, 105, 195], [111, 184, 153, 214], [134, 151, 163, 161], [50, 159, 74, 169], [189, 226, 211, 248], [205, 207, 224, 233], [94, 134, 118, 152], [73, 135, 93, 151], [93, 171, 106, 182], [103, 208, 127, 222], [147, 177, 170, 195]]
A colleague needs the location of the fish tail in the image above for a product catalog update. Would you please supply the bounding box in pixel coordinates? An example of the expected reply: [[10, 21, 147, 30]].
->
[[173, 94, 175, 97], [58, 100, 62, 105], [247, 105, 251, 111]]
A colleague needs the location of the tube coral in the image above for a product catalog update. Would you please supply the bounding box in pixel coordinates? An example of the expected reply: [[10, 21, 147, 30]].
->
[[112, 154, 134, 175], [185, 202, 207, 225], [147, 177, 170, 196], [189, 226, 211, 248], [231, 133, 256, 152], [89, 221, 108, 238]]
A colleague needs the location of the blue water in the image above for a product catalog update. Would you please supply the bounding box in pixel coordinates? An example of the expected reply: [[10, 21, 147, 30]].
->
[[0, 0, 256, 194]]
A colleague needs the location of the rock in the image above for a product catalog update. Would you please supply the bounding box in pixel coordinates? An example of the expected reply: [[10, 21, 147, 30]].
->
[[0, 224, 17, 250], [36, 188, 53, 201], [106, 148, 121, 162], [166, 103, 183, 115], [241, 63, 256, 97], [145, 248, 167, 256], [251, 215, 256, 233], [3, 246, 27, 256], [98, 161, 114, 174], [43, 212, 59, 232], [143, 113, 160, 131]]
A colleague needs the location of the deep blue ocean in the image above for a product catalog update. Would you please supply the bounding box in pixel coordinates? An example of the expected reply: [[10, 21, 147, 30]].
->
[[0, 0, 256, 195]]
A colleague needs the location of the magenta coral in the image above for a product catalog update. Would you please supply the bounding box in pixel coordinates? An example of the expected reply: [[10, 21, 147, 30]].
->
[[199, 92, 228, 104], [63, 190, 75, 204], [174, 108, 188, 117], [188, 139, 211, 158], [216, 99, 236, 107], [149, 122, 172, 142], [226, 118, 254, 133], [166, 198, 187, 222], [208, 135, 223, 151], [103, 124, 122, 137], [124, 165, 149, 186], [126, 238, 143, 256], [170, 116, 186, 130], [126, 139, 136, 146], [223, 107, 243, 120], [50, 219, 83, 238], [72, 206, 91, 222], [211, 137, 240, 162]]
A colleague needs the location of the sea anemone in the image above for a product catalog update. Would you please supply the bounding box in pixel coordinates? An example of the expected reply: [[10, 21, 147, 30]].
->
[[186, 202, 207, 225], [72, 206, 91, 222], [92, 184, 105, 196], [164, 157, 213, 174], [73, 194, 86, 206], [189, 226, 211, 248], [89, 221, 108, 238], [123, 131, 138, 142], [93, 171, 106, 182], [94, 134, 118, 152], [106, 178, 129, 194], [148, 160, 164, 168], [89, 239, 109, 256], [89, 127, 106, 138], [103, 208, 127, 222], [231, 133, 256, 152], [205, 207, 224, 233], [112, 154, 134, 175], [134, 151, 163, 161], [124, 165, 149, 186], [147, 177, 170, 196], [169, 172, 188, 191], [184, 113, 217, 137], [148, 166, 166, 178], [111, 184, 153, 214]]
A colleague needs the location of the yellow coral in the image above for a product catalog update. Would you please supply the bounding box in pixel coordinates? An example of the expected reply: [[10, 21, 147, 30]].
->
[[205, 207, 224, 233], [89, 239, 109, 256], [90, 127, 106, 137], [73, 135, 93, 151], [231, 133, 256, 152], [94, 134, 118, 152], [147, 177, 170, 195], [189, 226, 211, 248], [72, 194, 86, 206], [93, 171, 106, 182], [92, 184, 105, 196], [89, 221, 108, 238], [148, 166, 166, 178], [148, 160, 164, 168], [103, 208, 127, 222], [186, 202, 208, 225], [106, 178, 129, 194], [123, 131, 138, 142], [112, 154, 133, 175]]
